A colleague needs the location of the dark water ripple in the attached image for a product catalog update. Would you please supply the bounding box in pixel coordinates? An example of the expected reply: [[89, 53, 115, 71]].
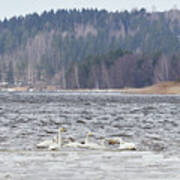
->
[[0, 92, 180, 179], [0, 92, 179, 153]]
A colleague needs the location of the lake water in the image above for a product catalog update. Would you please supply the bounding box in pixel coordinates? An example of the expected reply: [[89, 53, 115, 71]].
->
[[0, 92, 180, 180]]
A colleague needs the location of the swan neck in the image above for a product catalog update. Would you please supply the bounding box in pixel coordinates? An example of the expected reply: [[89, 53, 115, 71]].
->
[[58, 130, 62, 147], [85, 134, 89, 144]]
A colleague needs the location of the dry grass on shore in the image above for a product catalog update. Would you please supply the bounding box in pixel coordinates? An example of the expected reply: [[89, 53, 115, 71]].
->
[[121, 81, 180, 94], [2, 81, 180, 94]]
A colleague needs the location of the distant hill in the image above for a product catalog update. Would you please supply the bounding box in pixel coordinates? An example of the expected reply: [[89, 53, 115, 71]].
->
[[0, 9, 180, 88]]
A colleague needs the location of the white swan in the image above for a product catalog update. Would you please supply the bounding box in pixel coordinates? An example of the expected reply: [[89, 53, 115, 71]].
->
[[36, 136, 57, 149], [48, 127, 66, 150]]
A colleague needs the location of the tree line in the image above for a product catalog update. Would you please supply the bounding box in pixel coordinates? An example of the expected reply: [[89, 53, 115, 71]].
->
[[0, 8, 180, 88]]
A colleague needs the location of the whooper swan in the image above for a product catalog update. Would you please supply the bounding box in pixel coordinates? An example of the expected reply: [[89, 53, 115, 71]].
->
[[48, 127, 66, 150]]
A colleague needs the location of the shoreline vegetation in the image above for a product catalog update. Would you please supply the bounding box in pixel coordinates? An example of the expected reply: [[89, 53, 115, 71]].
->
[[1, 81, 180, 95], [120, 81, 180, 94]]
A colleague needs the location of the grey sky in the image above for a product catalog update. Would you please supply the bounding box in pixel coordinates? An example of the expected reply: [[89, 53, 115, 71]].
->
[[0, 0, 180, 20]]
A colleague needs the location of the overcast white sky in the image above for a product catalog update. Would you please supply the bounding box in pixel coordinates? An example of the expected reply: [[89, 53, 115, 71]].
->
[[0, 0, 180, 20]]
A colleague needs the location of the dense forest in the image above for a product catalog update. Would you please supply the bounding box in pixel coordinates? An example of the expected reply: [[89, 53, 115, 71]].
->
[[67, 49, 180, 88], [0, 8, 180, 89]]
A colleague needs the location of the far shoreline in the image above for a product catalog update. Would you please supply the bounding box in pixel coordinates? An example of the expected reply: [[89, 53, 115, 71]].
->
[[0, 81, 180, 95]]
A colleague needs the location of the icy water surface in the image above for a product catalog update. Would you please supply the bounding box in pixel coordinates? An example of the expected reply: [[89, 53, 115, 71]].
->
[[0, 92, 180, 180]]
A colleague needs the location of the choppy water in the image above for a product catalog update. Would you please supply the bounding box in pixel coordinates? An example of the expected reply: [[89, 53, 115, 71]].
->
[[0, 92, 180, 180]]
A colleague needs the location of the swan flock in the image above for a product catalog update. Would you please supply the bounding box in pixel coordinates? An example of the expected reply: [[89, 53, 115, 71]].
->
[[36, 128, 136, 151]]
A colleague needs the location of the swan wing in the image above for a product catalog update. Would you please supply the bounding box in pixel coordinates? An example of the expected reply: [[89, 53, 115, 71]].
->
[[36, 140, 53, 148], [64, 142, 85, 148], [48, 143, 60, 151], [82, 142, 104, 150], [119, 143, 136, 150]]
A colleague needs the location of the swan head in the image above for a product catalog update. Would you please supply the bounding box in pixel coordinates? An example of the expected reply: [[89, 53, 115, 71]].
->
[[60, 127, 66, 132], [88, 131, 93, 137], [85, 131, 94, 144]]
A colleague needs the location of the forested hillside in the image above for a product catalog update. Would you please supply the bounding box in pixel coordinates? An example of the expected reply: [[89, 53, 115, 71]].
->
[[0, 9, 180, 88], [67, 49, 180, 88]]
